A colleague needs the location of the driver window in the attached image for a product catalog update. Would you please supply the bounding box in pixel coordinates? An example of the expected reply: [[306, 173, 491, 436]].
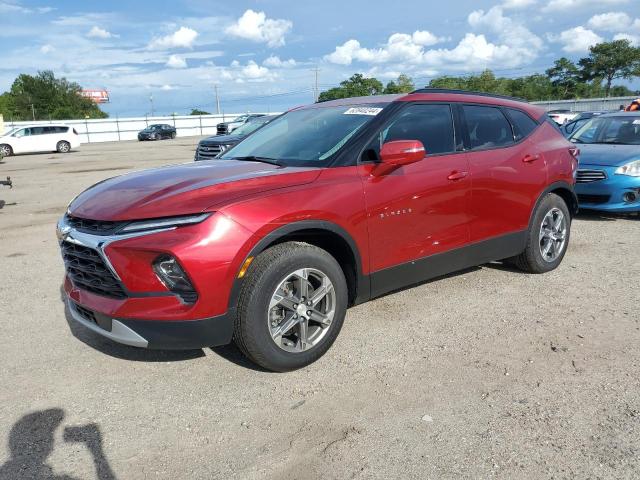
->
[[363, 104, 456, 161], [13, 128, 29, 138]]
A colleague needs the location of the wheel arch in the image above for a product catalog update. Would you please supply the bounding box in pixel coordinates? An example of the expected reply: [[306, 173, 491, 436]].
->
[[529, 181, 578, 230], [228, 220, 369, 309]]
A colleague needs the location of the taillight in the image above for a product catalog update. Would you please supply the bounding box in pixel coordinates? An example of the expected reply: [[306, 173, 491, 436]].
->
[[569, 147, 580, 160], [73, 128, 78, 135]]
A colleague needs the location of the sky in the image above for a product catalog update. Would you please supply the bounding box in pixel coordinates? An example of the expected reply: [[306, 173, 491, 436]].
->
[[1, 0, 639, 117]]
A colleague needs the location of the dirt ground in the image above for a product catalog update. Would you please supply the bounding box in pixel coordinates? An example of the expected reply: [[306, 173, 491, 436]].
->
[[0, 138, 639, 480]]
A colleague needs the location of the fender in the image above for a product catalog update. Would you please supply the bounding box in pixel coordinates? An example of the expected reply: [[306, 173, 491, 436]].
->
[[528, 180, 578, 230], [227, 220, 370, 310]]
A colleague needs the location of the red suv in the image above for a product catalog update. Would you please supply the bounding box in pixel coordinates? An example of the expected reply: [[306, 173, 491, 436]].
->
[[58, 90, 578, 371]]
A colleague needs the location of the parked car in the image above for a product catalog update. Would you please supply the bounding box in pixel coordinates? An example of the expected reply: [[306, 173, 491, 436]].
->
[[548, 109, 579, 125], [570, 112, 640, 213], [216, 113, 265, 135], [58, 89, 578, 371], [0, 125, 80, 156], [137, 124, 176, 141], [560, 111, 608, 137], [195, 115, 277, 161]]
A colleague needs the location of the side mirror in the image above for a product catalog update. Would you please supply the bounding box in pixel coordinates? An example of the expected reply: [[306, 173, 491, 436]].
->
[[380, 140, 426, 166]]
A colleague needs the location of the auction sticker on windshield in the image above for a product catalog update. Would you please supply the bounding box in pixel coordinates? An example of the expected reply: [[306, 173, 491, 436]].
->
[[344, 107, 383, 116]]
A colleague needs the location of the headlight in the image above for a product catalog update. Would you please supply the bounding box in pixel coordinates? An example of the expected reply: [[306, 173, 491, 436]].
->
[[615, 160, 640, 177], [153, 254, 198, 303], [119, 213, 211, 234]]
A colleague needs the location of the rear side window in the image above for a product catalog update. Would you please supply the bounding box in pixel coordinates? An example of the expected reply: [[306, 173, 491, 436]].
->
[[380, 104, 456, 156], [506, 108, 538, 141], [462, 105, 514, 150], [55, 126, 69, 133], [30, 127, 46, 135]]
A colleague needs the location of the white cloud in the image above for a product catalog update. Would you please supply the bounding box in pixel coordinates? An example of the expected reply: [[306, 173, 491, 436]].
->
[[587, 12, 633, 31], [263, 55, 296, 68], [240, 60, 271, 79], [166, 54, 187, 69], [160, 84, 175, 90], [502, 0, 537, 8], [325, 30, 446, 65], [149, 26, 198, 49], [555, 26, 603, 52], [225, 9, 292, 48], [40, 44, 54, 54], [0, 1, 53, 13], [87, 26, 115, 39], [544, 0, 628, 11]]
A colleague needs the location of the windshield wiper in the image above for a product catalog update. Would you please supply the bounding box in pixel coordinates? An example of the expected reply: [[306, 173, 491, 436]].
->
[[231, 156, 283, 166]]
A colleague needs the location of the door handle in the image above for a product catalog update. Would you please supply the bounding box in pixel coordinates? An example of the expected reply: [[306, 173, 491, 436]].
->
[[523, 154, 540, 163], [447, 171, 468, 181]]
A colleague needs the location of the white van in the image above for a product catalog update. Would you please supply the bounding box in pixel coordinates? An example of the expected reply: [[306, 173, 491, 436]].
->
[[0, 125, 81, 156]]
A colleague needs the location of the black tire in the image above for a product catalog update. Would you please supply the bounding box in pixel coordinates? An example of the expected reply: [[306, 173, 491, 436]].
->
[[234, 241, 348, 372], [0, 144, 12, 157], [512, 193, 571, 273], [170, 131, 176, 139], [56, 141, 71, 153]]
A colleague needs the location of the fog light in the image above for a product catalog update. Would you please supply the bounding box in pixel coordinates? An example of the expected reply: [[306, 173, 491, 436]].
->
[[623, 191, 638, 203], [153, 254, 198, 303]]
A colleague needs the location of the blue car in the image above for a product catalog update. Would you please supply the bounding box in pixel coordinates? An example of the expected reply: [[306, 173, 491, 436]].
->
[[570, 112, 640, 213]]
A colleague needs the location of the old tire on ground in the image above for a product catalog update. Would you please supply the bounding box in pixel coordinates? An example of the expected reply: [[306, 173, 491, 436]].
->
[[56, 141, 71, 153], [512, 193, 571, 273], [234, 241, 348, 372]]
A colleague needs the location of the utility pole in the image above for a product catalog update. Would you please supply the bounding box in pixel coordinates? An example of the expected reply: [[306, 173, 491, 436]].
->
[[214, 85, 221, 114], [310, 67, 320, 102], [29, 104, 35, 121], [149, 93, 155, 117]]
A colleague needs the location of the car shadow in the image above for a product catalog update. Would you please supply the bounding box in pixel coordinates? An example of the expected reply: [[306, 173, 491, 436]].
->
[[60, 286, 204, 362], [575, 210, 637, 222], [0, 408, 117, 480], [209, 343, 271, 373]]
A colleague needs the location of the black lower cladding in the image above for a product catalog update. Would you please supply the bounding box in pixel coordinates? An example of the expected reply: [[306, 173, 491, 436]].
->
[[117, 310, 236, 349], [369, 230, 527, 298], [72, 301, 235, 349]]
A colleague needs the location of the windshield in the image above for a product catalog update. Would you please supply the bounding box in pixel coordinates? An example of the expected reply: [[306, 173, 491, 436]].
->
[[219, 104, 387, 166], [232, 118, 272, 136], [571, 116, 640, 145], [2, 128, 18, 137]]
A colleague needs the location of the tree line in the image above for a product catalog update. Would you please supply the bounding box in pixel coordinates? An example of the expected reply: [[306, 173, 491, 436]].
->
[[0, 71, 108, 121], [319, 39, 640, 102]]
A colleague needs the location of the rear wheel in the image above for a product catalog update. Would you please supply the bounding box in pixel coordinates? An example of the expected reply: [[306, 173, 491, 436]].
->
[[0, 144, 12, 157], [512, 193, 570, 273], [56, 141, 71, 153], [234, 242, 348, 372]]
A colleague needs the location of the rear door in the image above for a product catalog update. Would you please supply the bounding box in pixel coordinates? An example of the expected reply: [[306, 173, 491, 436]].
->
[[358, 103, 471, 281], [459, 104, 547, 242]]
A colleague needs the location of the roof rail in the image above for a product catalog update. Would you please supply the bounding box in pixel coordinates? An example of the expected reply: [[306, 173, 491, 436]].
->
[[410, 88, 527, 103]]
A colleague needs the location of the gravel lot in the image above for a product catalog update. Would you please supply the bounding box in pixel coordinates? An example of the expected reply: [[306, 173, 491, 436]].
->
[[0, 138, 639, 480]]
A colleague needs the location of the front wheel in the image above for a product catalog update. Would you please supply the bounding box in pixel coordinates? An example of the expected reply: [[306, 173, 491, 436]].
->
[[234, 242, 348, 372], [56, 141, 71, 153], [0, 144, 12, 157], [170, 131, 176, 139], [512, 193, 571, 273]]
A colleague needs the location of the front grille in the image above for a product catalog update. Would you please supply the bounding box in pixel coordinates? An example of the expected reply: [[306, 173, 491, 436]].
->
[[196, 144, 223, 160], [216, 124, 228, 135], [576, 169, 607, 183], [578, 194, 611, 204], [61, 241, 127, 299], [65, 214, 127, 235]]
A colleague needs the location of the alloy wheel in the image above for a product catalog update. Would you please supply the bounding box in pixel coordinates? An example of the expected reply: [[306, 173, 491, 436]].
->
[[0, 145, 11, 156], [539, 207, 567, 263], [268, 268, 336, 353]]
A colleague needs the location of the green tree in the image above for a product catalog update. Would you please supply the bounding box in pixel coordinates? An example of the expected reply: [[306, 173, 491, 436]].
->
[[318, 73, 384, 102], [190, 108, 210, 115], [546, 58, 581, 98], [1, 71, 108, 121], [578, 40, 640, 96], [384, 74, 415, 94]]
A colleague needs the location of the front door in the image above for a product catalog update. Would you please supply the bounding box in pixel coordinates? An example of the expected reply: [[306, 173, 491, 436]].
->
[[358, 103, 470, 295]]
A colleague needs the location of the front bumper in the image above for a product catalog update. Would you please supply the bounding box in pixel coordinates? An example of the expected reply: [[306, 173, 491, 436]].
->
[[67, 299, 234, 349], [575, 165, 640, 212]]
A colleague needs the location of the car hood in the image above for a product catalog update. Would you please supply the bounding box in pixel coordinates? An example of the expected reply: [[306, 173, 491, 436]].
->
[[68, 160, 321, 221], [200, 134, 243, 145], [578, 143, 640, 167]]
